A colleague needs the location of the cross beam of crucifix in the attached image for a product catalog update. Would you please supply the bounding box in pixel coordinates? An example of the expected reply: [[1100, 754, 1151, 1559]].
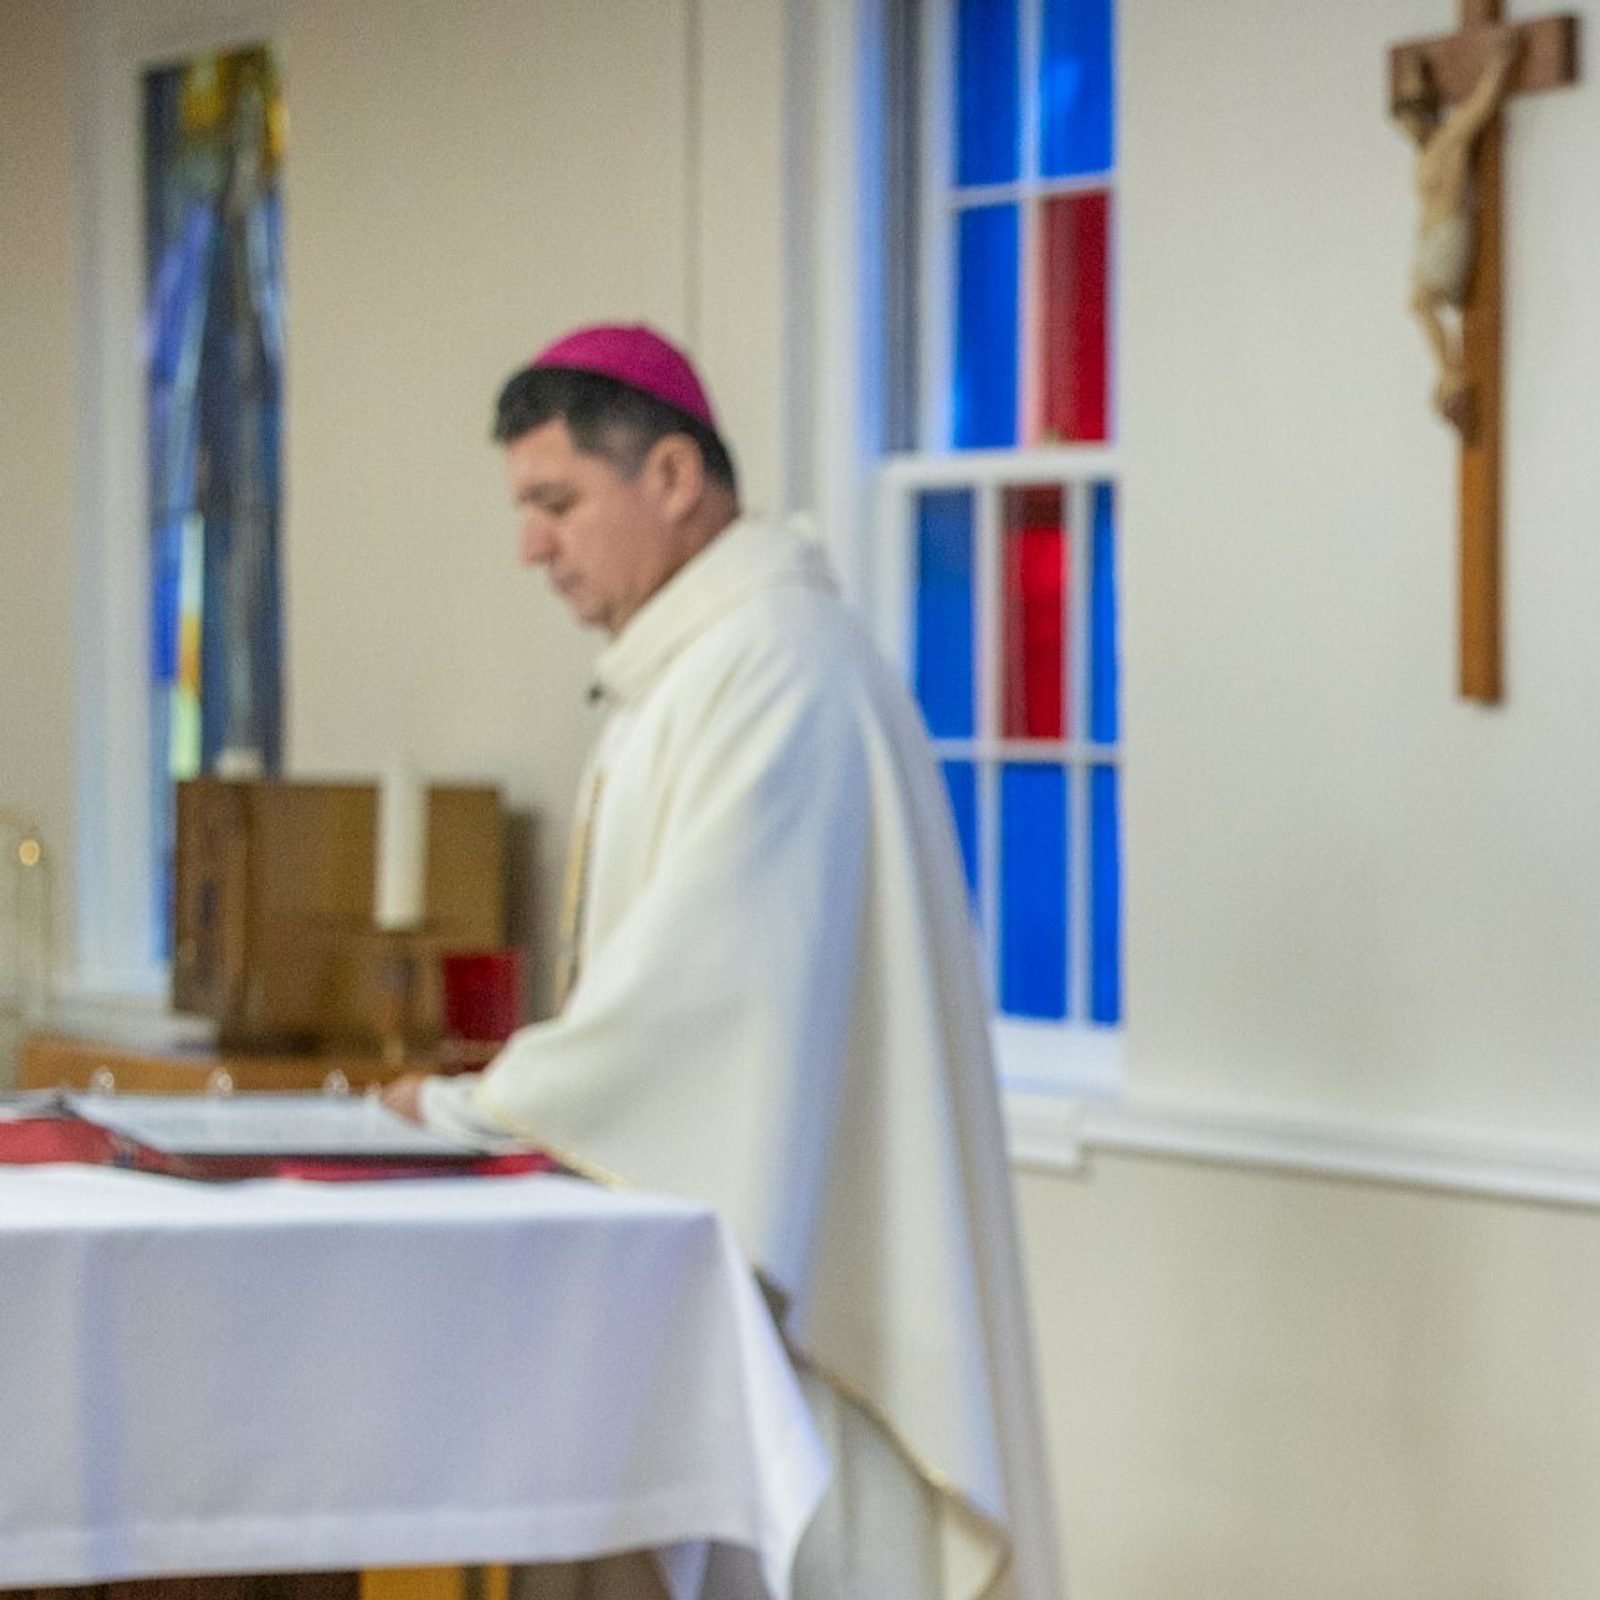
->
[[1388, 1, 1578, 703]]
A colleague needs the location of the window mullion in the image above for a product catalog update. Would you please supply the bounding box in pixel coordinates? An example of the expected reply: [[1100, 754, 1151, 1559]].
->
[[934, 739, 1121, 764], [876, 469, 914, 673], [979, 759, 1001, 1005], [1067, 477, 1094, 1023], [950, 172, 1116, 208], [977, 479, 1001, 748], [1018, 193, 1040, 449], [1018, 0, 1043, 447], [880, 445, 1121, 489], [977, 478, 1002, 990], [920, 0, 955, 451]]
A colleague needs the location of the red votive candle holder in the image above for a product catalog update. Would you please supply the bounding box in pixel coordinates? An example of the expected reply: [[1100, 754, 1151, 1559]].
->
[[440, 948, 524, 1069]]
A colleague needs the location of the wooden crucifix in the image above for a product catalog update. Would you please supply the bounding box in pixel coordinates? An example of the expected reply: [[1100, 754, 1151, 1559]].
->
[[1388, 1, 1579, 703]]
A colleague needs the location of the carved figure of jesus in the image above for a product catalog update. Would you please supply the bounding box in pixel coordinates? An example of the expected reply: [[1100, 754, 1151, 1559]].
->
[[1394, 33, 1524, 431]]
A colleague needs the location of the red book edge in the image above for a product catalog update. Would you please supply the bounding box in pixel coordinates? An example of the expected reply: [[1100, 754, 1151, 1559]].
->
[[0, 1116, 558, 1182]]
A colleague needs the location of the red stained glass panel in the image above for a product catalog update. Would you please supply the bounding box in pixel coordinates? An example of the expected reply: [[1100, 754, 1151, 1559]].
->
[[1002, 486, 1066, 739], [1039, 190, 1110, 443]]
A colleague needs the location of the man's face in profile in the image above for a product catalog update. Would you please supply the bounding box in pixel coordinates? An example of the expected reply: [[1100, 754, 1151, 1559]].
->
[[504, 419, 664, 635]]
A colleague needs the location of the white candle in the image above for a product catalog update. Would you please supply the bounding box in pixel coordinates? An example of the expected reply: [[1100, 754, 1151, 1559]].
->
[[374, 762, 427, 930]]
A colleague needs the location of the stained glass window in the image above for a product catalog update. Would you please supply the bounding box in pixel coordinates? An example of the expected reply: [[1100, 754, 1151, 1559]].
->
[[1089, 762, 1121, 1023], [1002, 486, 1066, 740], [1088, 480, 1118, 743], [144, 46, 285, 953], [1000, 763, 1068, 1019], [1040, 0, 1115, 178], [953, 205, 1020, 449], [956, 0, 1021, 185], [915, 489, 978, 739], [946, 0, 1115, 449], [910, 478, 1120, 1029], [1040, 190, 1110, 443], [890, 0, 1122, 1053]]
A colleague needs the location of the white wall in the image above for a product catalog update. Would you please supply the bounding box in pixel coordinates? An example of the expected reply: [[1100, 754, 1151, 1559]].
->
[[1014, 2, 1600, 1593], [1122, 0, 1600, 1138], [278, 0, 798, 1005], [0, 0, 78, 1070], [1020, 1155, 1600, 1600], [279, 0, 686, 1001]]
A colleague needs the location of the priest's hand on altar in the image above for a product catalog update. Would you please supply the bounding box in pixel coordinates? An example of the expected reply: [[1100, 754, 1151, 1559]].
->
[[379, 1072, 428, 1125]]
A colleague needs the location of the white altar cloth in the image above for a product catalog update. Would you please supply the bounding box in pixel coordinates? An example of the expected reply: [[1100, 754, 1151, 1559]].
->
[[0, 1166, 828, 1598]]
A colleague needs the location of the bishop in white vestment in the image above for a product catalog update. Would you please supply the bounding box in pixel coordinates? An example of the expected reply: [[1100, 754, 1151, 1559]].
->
[[389, 325, 1062, 1600]]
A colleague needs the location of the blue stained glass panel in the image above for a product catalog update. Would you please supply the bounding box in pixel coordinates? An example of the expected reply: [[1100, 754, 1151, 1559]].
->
[[1000, 764, 1068, 1019], [1089, 482, 1118, 742], [954, 205, 1019, 449], [942, 761, 980, 905], [151, 515, 183, 683], [956, 0, 1021, 186], [1090, 764, 1121, 1023], [1040, 0, 1115, 176], [914, 490, 976, 738]]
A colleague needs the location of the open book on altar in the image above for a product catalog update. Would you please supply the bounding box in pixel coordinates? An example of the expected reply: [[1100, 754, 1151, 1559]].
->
[[0, 1092, 555, 1180]]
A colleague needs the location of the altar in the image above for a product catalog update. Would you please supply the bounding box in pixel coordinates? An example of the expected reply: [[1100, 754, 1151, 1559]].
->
[[0, 1166, 828, 1600]]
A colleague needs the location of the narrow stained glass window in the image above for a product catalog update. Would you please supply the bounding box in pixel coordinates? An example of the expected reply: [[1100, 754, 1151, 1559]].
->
[[914, 489, 977, 738], [1000, 764, 1068, 1019], [1002, 486, 1066, 740], [1088, 481, 1118, 743], [1089, 763, 1121, 1023], [956, 0, 1021, 186], [942, 761, 980, 905], [1039, 190, 1110, 443], [954, 205, 1020, 448], [145, 46, 285, 954], [1040, 0, 1115, 177], [904, 0, 1123, 1041]]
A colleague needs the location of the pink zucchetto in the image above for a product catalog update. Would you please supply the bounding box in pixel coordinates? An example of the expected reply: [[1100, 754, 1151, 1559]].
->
[[529, 324, 718, 433]]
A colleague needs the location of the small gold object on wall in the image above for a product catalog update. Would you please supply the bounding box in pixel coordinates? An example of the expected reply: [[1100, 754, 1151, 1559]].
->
[[1, 809, 52, 1090]]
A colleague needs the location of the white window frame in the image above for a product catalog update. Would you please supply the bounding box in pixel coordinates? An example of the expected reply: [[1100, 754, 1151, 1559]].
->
[[72, 0, 280, 1002]]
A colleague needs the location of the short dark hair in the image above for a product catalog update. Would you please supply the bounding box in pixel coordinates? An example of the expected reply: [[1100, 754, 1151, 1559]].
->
[[493, 365, 738, 495]]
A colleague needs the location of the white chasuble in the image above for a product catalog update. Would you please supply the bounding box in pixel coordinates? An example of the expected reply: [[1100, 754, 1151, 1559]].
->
[[424, 518, 1061, 1600]]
